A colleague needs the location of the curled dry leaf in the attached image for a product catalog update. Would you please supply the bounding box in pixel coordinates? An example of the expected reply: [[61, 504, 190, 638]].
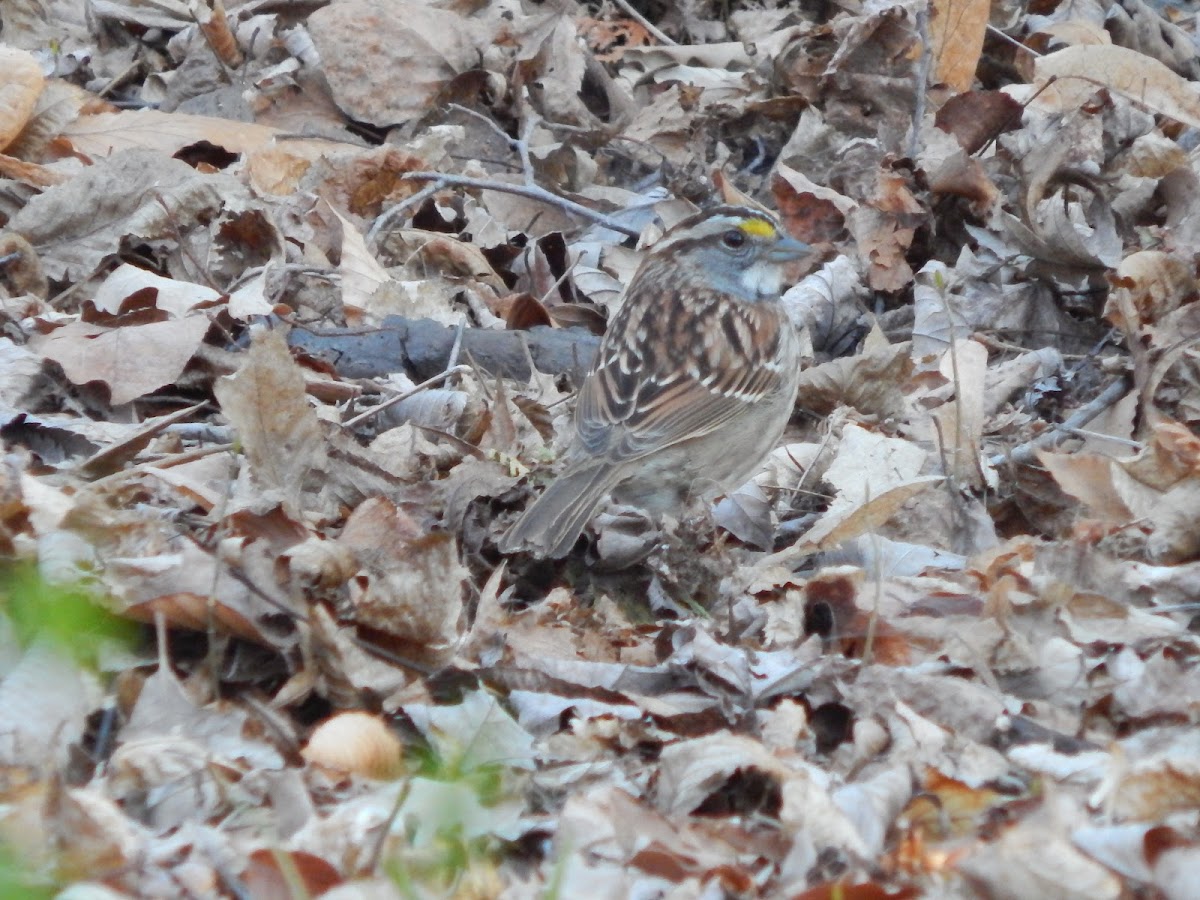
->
[[1032, 45, 1200, 130], [339, 496, 466, 655], [308, 0, 484, 127], [1104, 250, 1195, 333], [0, 46, 43, 151], [998, 191, 1122, 270], [91, 263, 222, 318], [8, 147, 246, 282], [773, 162, 856, 246], [29, 315, 213, 406]]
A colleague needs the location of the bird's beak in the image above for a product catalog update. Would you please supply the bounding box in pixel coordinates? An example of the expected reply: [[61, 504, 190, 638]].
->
[[767, 234, 812, 263]]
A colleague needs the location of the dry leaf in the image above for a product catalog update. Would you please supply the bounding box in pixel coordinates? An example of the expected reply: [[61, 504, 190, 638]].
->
[[928, 0, 989, 93], [30, 315, 212, 405], [0, 46, 43, 151], [213, 328, 326, 516], [308, 0, 484, 126], [1033, 45, 1200, 129], [61, 109, 280, 158]]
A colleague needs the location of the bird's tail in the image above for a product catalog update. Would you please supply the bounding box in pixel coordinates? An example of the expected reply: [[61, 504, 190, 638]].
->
[[498, 464, 618, 558]]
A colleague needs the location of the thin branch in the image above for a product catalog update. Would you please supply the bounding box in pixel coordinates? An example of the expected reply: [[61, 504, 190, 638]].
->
[[400, 171, 642, 238], [445, 101, 538, 187], [991, 376, 1132, 467], [908, 4, 932, 160], [987, 24, 1042, 57], [366, 180, 441, 249], [342, 364, 473, 429], [445, 102, 513, 145], [612, 0, 676, 45], [516, 113, 538, 188]]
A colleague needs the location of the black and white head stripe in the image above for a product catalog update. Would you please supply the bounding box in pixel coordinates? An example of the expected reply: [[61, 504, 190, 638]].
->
[[651, 206, 781, 253]]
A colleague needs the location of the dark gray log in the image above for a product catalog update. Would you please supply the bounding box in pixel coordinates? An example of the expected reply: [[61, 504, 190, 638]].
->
[[288, 317, 601, 382]]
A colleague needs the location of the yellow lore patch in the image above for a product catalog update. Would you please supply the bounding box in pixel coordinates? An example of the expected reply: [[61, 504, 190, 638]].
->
[[737, 217, 777, 239]]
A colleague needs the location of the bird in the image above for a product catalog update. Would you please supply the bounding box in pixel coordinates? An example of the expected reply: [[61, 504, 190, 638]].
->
[[499, 205, 811, 558]]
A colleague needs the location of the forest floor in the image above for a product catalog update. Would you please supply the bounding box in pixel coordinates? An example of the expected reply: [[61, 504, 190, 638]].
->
[[2, 0, 1200, 897]]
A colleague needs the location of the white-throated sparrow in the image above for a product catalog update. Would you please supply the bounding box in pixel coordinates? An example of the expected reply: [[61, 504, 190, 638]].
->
[[500, 205, 811, 558]]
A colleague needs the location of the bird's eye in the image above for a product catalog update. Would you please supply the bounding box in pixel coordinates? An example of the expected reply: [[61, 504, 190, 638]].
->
[[722, 229, 746, 249]]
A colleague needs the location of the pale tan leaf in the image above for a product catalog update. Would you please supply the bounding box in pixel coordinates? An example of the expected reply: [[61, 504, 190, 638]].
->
[[308, 0, 483, 127], [92, 263, 222, 318], [1036, 451, 1140, 523], [792, 424, 941, 550], [1033, 45, 1200, 129], [930, 338, 989, 487], [929, 0, 990, 93], [0, 46, 43, 152], [6, 79, 87, 161], [1032, 21, 1112, 47], [61, 109, 280, 159], [29, 315, 212, 405], [212, 328, 325, 515], [331, 206, 388, 318]]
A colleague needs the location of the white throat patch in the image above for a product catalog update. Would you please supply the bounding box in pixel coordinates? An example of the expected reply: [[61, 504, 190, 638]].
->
[[740, 261, 783, 299]]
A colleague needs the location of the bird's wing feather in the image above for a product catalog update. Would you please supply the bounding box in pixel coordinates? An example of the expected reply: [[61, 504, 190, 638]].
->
[[576, 295, 791, 462]]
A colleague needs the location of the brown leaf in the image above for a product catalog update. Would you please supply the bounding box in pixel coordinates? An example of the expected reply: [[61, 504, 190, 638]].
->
[[30, 315, 212, 405], [1033, 45, 1200, 128], [243, 849, 343, 900], [927, 150, 1000, 213], [340, 496, 466, 654], [61, 109, 279, 159], [213, 328, 327, 515], [929, 0, 990, 93], [935, 90, 1023, 154], [8, 148, 244, 282], [773, 163, 855, 245], [578, 16, 655, 62], [0, 46, 43, 152], [308, 0, 485, 126]]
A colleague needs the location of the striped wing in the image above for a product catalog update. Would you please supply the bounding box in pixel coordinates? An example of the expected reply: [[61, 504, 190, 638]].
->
[[575, 291, 791, 463]]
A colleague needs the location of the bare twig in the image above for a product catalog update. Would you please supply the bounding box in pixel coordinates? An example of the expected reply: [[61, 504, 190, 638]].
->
[[612, 0, 676, 45], [97, 58, 143, 98], [991, 376, 1132, 467], [447, 322, 466, 370], [908, 4, 932, 161], [445, 102, 512, 145], [444, 101, 541, 191], [366, 181, 441, 249], [342, 364, 473, 429], [1059, 427, 1141, 449], [227, 262, 337, 294], [987, 24, 1042, 57], [401, 171, 642, 238], [516, 114, 537, 188]]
